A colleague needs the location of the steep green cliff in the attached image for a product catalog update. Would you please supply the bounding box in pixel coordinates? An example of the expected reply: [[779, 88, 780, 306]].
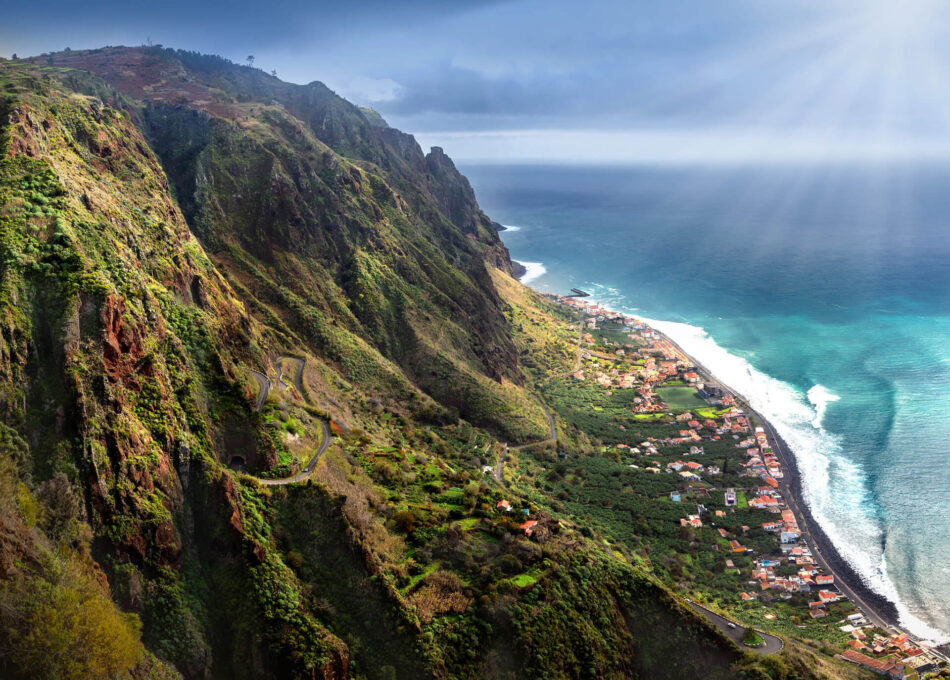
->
[[0, 49, 857, 680]]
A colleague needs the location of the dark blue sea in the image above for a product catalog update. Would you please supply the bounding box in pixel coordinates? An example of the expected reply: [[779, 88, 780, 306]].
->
[[463, 162, 950, 641]]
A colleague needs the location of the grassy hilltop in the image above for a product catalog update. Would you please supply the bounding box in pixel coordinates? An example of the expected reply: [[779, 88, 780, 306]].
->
[[0, 48, 870, 680]]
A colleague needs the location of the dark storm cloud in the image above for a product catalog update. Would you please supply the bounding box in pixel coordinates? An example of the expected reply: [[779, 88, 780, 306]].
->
[[0, 0, 509, 58]]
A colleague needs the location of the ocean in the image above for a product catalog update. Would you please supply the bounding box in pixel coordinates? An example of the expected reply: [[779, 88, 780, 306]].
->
[[462, 162, 950, 642]]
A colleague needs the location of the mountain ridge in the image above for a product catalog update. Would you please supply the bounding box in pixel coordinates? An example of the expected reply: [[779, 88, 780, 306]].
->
[[0, 47, 857, 680]]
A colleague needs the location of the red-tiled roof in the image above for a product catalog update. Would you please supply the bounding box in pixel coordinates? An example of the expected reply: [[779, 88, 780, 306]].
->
[[841, 649, 902, 673]]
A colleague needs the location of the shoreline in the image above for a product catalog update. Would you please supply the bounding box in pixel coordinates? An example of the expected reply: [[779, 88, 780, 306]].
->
[[535, 282, 949, 652], [649, 326, 901, 629], [512, 259, 546, 284], [648, 322, 949, 655], [510, 259, 528, 280]]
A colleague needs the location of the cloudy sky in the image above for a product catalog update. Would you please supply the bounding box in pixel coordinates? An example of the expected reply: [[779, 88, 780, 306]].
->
[[3, 0, 950, 163]]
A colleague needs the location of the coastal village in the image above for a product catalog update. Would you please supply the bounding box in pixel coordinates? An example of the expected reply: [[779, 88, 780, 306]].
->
[[519, 293, 949, 678]]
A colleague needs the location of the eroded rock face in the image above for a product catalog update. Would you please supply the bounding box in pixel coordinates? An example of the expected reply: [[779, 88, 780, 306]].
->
[[0, 512, 41, 580], [424, 146, 483, 235], [0, 49, 538, 680], [319, 645, 350, 680], [0, 65, 337, 677], [101, 294, 148, 381], [5, 105, 44, 158]]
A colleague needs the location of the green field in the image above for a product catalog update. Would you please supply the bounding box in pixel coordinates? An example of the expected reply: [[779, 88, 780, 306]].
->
[[656, 386, 709, 411], [696, 407, 731, 419]]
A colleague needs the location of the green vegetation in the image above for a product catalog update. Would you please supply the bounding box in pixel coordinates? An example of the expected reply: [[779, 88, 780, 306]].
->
[[541, 378, 675, 448], [0, 48, 870, 680], [0, 435, 175, 679], [486, 277, 872, 678], [0, 556, 144, 679], [744, 628, 766, 647], [657, 385, 710, 410]]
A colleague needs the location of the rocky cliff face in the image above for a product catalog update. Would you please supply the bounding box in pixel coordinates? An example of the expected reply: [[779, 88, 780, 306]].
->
[[0, 49, 811, 680], [0, 47, 543, 679], [33, 47, 529, 432], [0, 59, 348, 679]]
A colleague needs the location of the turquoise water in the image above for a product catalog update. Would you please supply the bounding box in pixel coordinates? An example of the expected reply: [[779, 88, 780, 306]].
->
[[463, 162, 950, 642]]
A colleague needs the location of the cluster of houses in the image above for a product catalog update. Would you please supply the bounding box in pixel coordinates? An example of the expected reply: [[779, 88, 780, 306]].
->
[[680, 513, 704, 529], [738, 428, 784, 482], [667, 458, 721, 481], [755, 496, 801, 544], [736, 556, 836, 607], [833, 616, 943, 676], [550, 297, 948, 672], [572, 344, 693, 409], [557, 297, 628, 327], [557, 300, 709, 414]]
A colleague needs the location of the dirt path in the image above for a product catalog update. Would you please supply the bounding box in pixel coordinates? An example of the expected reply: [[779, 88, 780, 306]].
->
[[572, 310, 585, 373], [492, 444, 508, 485], [512, 397, 557, 451], [495, 396, 558, 486]]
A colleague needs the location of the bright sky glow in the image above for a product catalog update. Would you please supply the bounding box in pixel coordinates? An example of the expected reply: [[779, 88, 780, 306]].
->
[[419, 0, 950, 163], [3, 0, 950, 163]]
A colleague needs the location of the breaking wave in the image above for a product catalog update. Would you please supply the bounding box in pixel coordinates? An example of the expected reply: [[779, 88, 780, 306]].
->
[[519, 261, 546, 283], [807, 384, 841, 429], [636, 316, 949, 643]]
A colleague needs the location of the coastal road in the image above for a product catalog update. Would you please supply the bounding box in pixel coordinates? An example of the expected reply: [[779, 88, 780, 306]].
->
[[651, 326, 894, 632], [755, 416, 891, 631], [687, 601, 784, 655]]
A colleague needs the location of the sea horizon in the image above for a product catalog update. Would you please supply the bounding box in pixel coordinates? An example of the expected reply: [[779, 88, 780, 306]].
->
[[465, 161, 950, 643]]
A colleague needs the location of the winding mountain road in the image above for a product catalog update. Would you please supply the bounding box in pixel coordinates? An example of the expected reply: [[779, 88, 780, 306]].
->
[[687, 601, 784, 655], [275, 355, 306, 396], [258, 419, 332, 486], [246, 356, 334, 485], [249, 370, 271, 411]]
